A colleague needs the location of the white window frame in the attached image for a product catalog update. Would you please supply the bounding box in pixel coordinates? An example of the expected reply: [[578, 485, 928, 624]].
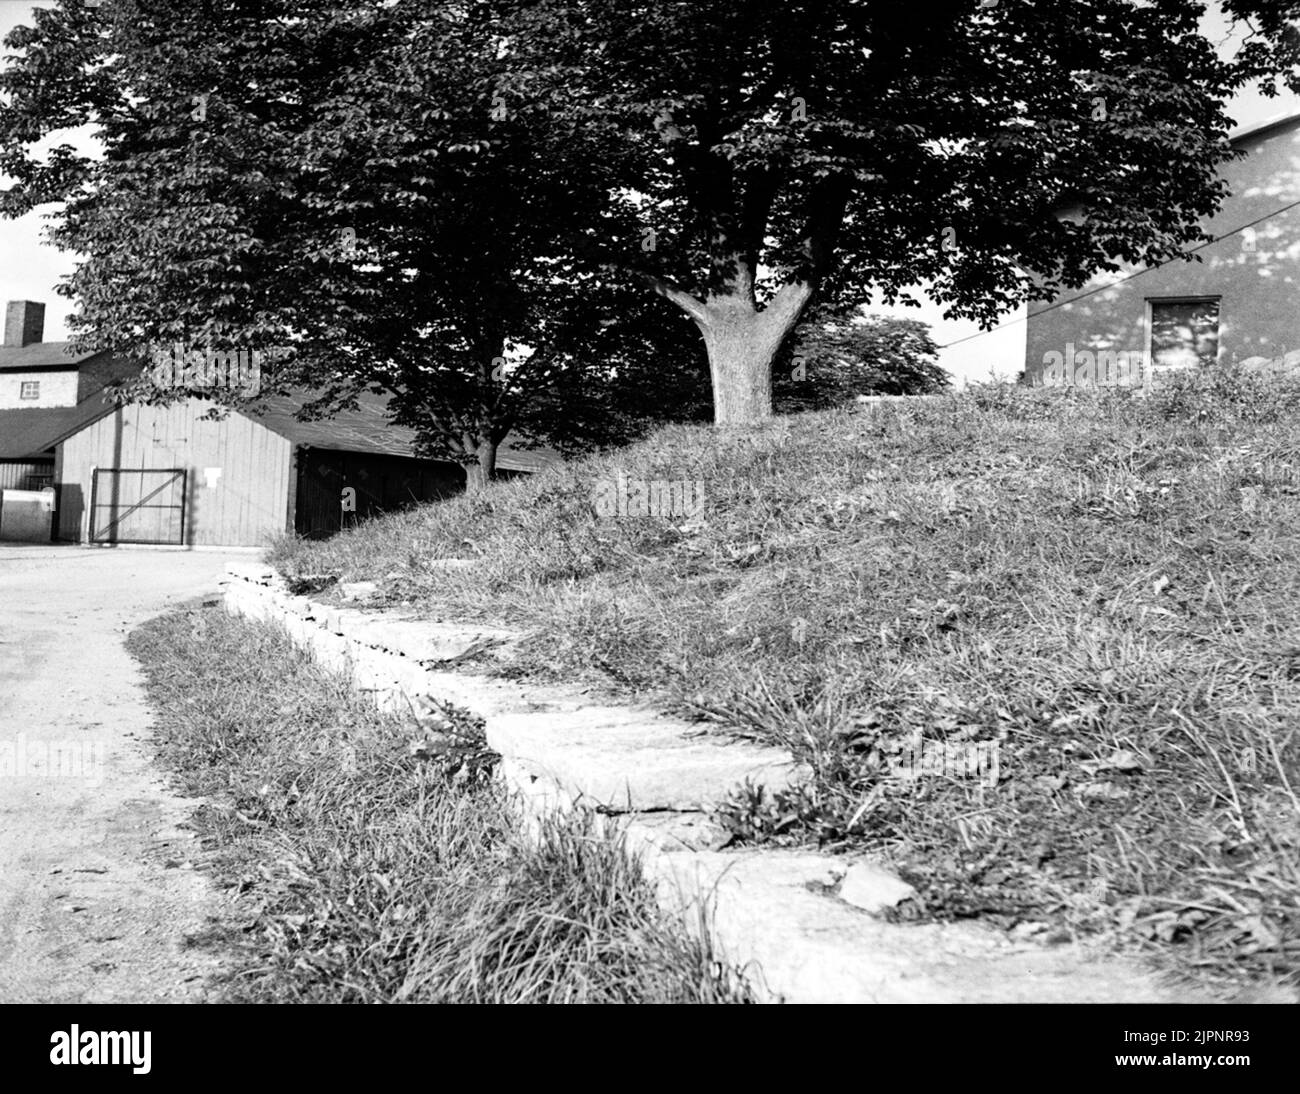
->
[[18, 380, 40, 400]]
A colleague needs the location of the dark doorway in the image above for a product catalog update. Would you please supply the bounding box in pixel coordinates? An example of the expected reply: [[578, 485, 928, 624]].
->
[[294, 448, 462, 538]]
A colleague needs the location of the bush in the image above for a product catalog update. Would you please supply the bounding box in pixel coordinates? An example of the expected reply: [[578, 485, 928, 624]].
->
[[774, 308, 949, 412]]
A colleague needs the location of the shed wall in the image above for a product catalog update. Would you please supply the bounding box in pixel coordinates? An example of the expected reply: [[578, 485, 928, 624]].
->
[[57, 400, 292, 546]]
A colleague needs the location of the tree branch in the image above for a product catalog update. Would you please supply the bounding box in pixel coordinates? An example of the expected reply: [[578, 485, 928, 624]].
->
[[801, 173, 854, 282], [635, 269, 711, 328]]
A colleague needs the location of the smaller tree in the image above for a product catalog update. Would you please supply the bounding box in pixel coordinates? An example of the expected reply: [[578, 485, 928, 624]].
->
[[774, 309, 948, 414]]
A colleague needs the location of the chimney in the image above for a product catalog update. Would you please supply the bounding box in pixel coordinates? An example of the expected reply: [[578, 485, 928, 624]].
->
[[5, 301, 45, 347]]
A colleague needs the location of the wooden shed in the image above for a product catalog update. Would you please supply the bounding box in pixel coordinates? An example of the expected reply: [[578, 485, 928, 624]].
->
[[1, 302, 553, 545], [52, 391, 554, 547]]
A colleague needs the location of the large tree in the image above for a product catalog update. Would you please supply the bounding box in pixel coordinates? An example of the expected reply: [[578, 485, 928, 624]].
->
[[7, 1, 1300, 442], [0, 0, 676, 490], [773, 311, 948, 414], [501, 0, 1300, 423]]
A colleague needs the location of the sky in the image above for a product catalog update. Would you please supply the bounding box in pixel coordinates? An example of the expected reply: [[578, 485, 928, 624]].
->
[[2, 0, 1299, 385]]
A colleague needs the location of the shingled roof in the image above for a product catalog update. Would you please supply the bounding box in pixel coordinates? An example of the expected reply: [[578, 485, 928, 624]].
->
[[0, 389, 116, 459], [0, 342, 102, 371], [245, 390, 559, 473]]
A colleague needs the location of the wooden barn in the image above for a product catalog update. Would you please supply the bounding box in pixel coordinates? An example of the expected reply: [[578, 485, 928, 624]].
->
[[0, 301, 556, 547], [52, 393, 553, 546]]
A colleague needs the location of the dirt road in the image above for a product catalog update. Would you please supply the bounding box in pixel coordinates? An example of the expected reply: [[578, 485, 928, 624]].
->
[[0, 545, 247, 1002]]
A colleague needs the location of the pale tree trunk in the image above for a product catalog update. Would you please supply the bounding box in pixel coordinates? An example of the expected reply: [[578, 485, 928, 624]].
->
[[462, 333, 503, 494], [638, 125, 849, 426], [462, 436, 498, 495], [699, 283, 814, 424]]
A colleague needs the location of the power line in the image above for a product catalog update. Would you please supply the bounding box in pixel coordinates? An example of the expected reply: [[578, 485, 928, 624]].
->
[[937, 196, 1300, 350]]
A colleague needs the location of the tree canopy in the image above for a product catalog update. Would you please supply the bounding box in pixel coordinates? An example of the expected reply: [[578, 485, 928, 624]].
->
[[501, 0, 1300, 419], [0, 0, 689, 486], [4, 0, 1300, 443]]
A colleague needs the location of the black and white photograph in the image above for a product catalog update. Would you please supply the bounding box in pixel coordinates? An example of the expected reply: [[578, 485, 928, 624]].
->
[[0, 0, 1296, 1071]]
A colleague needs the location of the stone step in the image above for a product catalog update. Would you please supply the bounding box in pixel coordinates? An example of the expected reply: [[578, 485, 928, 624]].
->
[[487, 707, 798, 812], [221, 561, 1229, 1004]]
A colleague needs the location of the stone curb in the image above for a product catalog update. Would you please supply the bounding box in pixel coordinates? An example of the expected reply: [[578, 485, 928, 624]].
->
[[222, 564, 798, 814], [218, 561, 1225, 1004]]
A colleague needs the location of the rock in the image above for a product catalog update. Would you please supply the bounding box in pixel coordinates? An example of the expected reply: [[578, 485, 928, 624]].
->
[[837, 862, 917, 913], [1239, 355, 1273, 374], [339, 581, 379, 602]]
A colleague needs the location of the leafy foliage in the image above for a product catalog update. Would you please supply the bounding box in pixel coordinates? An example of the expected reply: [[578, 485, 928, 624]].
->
[[497, 0, 1300, 419], [0, 0, 682, 481], [5, 1, 1300, 432], [774, 310, 949, 413]]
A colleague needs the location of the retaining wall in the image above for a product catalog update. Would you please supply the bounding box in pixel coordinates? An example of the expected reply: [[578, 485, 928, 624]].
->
[[221, 562, 1208, 1004]]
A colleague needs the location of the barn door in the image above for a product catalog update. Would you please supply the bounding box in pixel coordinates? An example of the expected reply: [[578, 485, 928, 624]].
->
[[89, 468, 187, 545]]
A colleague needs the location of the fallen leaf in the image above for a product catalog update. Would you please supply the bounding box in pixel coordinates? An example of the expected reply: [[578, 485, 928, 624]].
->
[[1101, 749, 1145, 772], [1079, 780, 1130, 801]]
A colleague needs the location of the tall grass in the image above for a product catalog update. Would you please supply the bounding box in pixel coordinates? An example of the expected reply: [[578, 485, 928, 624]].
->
[[127, 610, 754, 1003], [268, 364, 1300, 991]]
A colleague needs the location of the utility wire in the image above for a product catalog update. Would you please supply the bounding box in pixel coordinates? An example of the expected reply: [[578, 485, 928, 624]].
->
[[937, 196, 1300, 349]]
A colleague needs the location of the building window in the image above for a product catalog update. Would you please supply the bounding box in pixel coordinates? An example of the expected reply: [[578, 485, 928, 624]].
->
[[1148, 298, 1220, 370], [19, 380, 40, 400]]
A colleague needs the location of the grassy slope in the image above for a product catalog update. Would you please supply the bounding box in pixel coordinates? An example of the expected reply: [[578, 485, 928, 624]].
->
[[271, 369, 1300, 991], [127, 610, 753, 1003]]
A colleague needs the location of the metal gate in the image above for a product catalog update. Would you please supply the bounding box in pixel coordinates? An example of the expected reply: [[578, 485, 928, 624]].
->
[[89, 468, 187, 545]]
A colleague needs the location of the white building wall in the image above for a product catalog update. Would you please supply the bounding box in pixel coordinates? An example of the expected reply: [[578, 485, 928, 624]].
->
[[0, 368, 78, 409]]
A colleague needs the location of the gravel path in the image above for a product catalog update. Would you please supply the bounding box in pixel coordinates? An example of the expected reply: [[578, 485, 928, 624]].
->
[[0, 545, 246, 1002]]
